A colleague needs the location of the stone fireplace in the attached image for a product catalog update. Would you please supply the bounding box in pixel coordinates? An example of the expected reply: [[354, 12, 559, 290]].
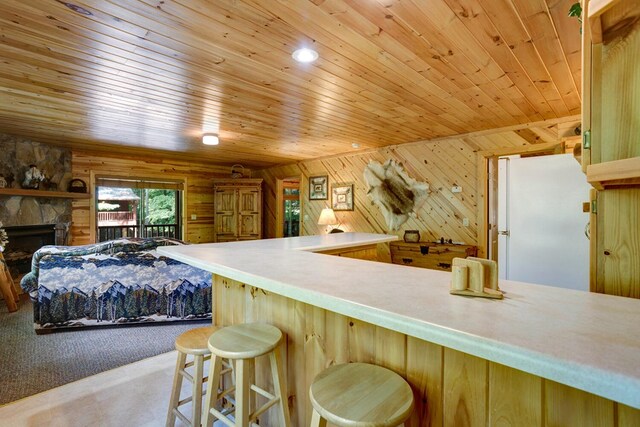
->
[[0, 133, 73, 280]]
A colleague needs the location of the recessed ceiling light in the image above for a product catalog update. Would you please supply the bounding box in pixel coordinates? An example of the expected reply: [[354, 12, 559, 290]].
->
[[292, 48, 318, 63], [202, 134, 219, 145]]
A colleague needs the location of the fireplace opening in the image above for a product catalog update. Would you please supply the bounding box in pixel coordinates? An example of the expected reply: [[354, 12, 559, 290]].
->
[[3, 224, 64, 280]]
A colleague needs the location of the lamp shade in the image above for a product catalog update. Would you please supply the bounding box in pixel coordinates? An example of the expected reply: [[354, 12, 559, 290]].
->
[[317, 208, 338, 225]]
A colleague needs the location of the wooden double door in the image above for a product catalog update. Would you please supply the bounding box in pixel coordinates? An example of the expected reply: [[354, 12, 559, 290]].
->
[[214, 179, 263, 242]]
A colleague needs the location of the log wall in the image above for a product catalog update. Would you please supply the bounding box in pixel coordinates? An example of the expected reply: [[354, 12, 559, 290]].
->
[[70, 151, 249, 245], [256, 116, 581, 257]]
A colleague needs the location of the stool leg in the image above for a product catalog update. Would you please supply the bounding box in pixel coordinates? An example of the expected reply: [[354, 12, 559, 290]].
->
[[191, 354, 204, 427], [310, 409, 327, 427], [165, 351, 187, 427], [236, 358, 252, 427], [203, 355, 223, 427], [0, 265, 18, 312], [269, 347, 291, 427]]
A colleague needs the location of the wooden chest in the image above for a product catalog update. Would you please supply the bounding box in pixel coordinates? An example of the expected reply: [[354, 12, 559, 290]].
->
[[390, 241, 478, 271]]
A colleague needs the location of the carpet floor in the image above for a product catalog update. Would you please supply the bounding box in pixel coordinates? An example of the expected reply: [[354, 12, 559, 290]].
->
[[0, 297, 208, 405]]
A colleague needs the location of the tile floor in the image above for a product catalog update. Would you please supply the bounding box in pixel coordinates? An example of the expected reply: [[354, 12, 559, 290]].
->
[[0, 351, 211, 427]]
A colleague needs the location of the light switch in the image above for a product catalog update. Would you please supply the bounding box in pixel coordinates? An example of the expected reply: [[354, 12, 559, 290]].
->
[[191, 214, 197, 220], [452, 186, 463, 193], [463, 218, 470, 227]]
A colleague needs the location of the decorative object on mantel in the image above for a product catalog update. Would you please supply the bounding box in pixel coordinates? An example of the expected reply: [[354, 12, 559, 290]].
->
[[0, 175, 6, 189], [309, 175, 328, 200], [332, 182, 354, 211], [230, 164, 244, 178], [403, 230, 420, 243], [5, 173, 15, 188], [67, 179, 87, 193], [40, 177, 58, 191], [364, 159, 430, 230], [22, 165, 45, 189], [450, 257, 503, 299], [318, 207, 343, 233]]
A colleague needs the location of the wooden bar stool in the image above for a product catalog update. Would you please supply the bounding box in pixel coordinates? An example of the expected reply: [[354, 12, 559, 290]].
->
[[166, 325, 227, 427], [203, 323, 291, 427], [309, 363, 414, 427]]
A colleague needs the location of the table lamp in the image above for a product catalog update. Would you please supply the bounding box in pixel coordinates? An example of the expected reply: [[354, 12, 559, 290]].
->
[[318, 208, 343, 234]]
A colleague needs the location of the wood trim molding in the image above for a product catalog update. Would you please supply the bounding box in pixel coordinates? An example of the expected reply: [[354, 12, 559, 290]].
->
[[89, 170, 96, 244], [275, 178, 284, 239]]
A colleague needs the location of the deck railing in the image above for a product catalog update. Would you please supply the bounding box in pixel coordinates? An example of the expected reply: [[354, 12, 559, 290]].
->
[[144, 224, 178, 238], [97, 211, 135, 223], [98, 224, 178, 242]]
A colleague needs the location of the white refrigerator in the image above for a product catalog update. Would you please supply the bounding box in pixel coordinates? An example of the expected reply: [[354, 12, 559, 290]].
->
[[497, 154, 591, 291]]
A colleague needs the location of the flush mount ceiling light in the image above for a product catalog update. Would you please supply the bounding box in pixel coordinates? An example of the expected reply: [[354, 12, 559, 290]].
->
[[202, 133, 219, 145], [292, 48, 318, 63]]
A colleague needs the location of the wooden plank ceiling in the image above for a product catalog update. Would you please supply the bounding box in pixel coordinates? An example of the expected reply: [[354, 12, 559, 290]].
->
[[0, 0, 582, 168]]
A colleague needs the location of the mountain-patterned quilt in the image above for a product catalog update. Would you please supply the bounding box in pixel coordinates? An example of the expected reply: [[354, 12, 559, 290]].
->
[[20, 238, 212, 331]]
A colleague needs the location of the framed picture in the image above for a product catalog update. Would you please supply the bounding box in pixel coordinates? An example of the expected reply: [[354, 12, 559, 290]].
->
[[309, 175, 328, 200], [332, 183, 354, 211]]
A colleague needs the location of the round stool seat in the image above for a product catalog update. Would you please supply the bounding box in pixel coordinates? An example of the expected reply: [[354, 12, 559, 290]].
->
[[310, 363, 414, 427], [208, 323, 282, 359], [175, 325, 219, 356]]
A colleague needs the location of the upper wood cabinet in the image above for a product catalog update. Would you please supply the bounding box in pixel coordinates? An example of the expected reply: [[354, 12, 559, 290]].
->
[[213, 179, 263, 242], [582, 0, 640, 298]]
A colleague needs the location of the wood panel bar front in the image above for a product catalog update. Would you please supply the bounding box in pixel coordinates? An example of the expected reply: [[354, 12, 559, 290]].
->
[[213, 275, 640, 427]]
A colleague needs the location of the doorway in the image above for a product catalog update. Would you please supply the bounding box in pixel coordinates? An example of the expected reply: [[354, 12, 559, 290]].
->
[[496, 154, 591, 290], [275, 177, 301, 238]]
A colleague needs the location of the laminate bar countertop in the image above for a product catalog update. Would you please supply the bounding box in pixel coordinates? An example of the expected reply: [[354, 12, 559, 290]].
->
[[158, 232, 640, 409]]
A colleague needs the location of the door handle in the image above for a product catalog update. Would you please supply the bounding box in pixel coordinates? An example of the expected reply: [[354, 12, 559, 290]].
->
[[498, 230, 510, 236]]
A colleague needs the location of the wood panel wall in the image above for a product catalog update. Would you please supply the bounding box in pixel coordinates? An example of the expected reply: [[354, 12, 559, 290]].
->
[[256, 115, 581, 257], [70, 151, 250, 245], [214, 276, 640, 427]]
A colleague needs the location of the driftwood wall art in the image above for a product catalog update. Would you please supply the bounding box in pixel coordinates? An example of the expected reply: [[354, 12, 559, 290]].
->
[[364, 159, 430, 230]]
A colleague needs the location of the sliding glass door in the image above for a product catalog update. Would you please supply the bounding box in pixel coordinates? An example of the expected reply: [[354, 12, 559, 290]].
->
[[139, 188, 180, 238], [96, 178, 182, 242]]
